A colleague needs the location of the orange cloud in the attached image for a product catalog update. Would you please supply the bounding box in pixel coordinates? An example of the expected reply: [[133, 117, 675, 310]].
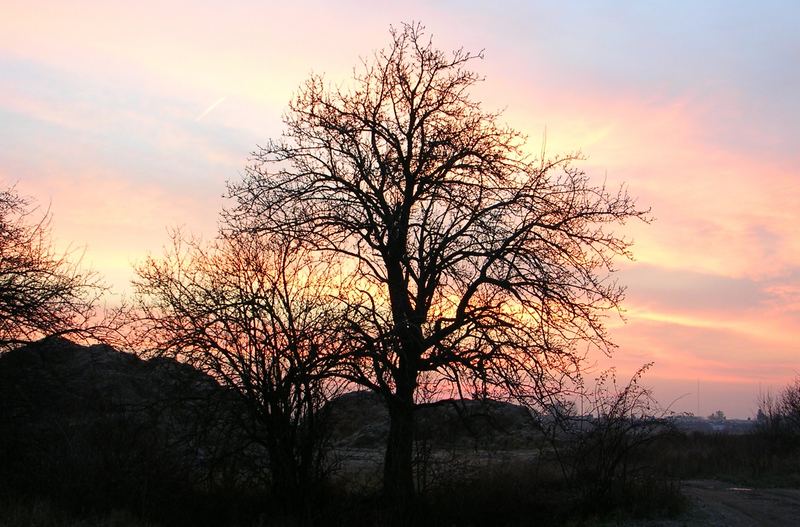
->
[[2, 3, 798, 418]]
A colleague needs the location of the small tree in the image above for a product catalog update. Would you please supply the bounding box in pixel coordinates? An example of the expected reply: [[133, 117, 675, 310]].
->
[[131, 228, 344, 510], [757, 377, 800, 435], [778, 378, 800, 432], [0, 186, 102, 351], [708, 410, 726, 422], [228, 22, 647, 509], [562, 365, 668, 503]]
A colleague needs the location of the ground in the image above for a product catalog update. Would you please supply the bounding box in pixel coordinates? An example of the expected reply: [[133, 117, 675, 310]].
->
[[610, 480, 800, 527]]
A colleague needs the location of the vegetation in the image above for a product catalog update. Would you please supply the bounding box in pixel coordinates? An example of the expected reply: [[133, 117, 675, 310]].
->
[[3, 335, 800, 525], [0, 186, 103, 351], [757, 376, 800, 436], [5, 20, 800, 527], [130, 230, 345, 515], [227, 22, 646, 512]]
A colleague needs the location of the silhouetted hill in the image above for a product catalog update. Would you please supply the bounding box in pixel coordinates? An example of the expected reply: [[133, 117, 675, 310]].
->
[[0, 336, 254, 525], [0, 336, 219, 419], [324, 390, 538, 450]]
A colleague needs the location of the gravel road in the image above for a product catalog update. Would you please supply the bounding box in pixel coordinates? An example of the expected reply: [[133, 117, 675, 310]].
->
[[612, 480, 800, 527]]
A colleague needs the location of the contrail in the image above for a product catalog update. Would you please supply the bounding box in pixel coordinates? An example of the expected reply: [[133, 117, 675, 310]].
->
[[195, 96, 227, 122]]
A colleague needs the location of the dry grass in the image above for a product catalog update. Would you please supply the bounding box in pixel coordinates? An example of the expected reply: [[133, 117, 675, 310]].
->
[[0, 497, 156, 527]]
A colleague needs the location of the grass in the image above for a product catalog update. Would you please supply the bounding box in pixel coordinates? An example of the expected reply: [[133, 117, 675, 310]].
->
[[0, 497, 156, 527], [642, 430, 800, 487], [5, 428, 800, 526]]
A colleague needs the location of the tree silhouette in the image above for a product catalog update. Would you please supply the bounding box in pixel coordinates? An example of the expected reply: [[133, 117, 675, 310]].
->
[[0, 186, 102, 351], [131, 229, 344, 511], [757, 377, 800, 434], [227, 22, 647, 510]]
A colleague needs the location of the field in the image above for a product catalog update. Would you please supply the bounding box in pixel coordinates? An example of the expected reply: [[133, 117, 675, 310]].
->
[[3, 342, 800, 526]]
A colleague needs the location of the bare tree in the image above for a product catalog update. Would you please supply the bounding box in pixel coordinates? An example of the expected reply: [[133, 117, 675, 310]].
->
[[131, 228, 345, 510], [777, 378, 800, 432], [0, 186, 102, 351], [758, 377, 800, 434], [562, 365, 668, 500], [227, 22, 647, 509]]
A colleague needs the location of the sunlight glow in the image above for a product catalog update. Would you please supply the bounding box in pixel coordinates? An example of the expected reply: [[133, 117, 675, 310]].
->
[[1, 1, 798, 417]]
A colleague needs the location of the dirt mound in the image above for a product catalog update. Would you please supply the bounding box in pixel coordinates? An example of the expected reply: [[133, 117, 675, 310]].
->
[[324, 391, 538, 449], [0, 336, 248, 515], [0, 336, 221, 421]]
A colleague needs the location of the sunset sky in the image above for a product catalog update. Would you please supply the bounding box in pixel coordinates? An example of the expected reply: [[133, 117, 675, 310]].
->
[[1, 1, 798, 417]]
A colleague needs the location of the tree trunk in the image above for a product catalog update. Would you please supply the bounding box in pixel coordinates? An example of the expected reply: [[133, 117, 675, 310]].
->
[[383, 383, 416, 523], [267, 437, 299, 504]]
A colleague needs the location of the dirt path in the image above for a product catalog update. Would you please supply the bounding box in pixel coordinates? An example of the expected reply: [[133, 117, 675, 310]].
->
[[608, 480, 800, 526], [678, 480, 800, 526]]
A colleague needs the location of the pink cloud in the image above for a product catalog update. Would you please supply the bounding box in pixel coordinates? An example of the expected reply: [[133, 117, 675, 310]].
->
[[2, 2, 798, 418]]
